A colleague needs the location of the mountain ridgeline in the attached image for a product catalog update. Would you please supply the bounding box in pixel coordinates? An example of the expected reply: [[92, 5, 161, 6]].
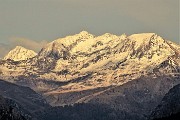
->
[[0, 31, 179, 120]]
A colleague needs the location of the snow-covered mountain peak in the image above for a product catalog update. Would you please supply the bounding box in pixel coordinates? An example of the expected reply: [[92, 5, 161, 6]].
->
[[77, 31, 94, 39], [4, 46, 37, 61], [101, 33, 115, 36], [98, 33, 119, 39], [53, 31, 94, 45], [38, 31, 95, 59], [38, 32, 179, 61], [124, 33, 169, 51], [0, 32, 179, 97], [128, 33, 156, 43], [119, 33, 127, 39], [79, 31, 90, 35], [15, 46, 25, 49], [129, 33, 155, 38]]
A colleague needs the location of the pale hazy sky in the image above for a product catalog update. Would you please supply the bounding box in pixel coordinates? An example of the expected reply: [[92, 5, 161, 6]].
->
[[0, 0, 179, 57]]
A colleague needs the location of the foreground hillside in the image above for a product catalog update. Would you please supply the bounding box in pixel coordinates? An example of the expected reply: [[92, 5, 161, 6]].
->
[[0, 79, 49, 119], [0, 95, 26, 120], [150, 83, 180, 120]]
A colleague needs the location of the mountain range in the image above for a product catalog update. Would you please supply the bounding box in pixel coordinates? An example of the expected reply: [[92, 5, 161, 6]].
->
[[0, 31, 179, 120]]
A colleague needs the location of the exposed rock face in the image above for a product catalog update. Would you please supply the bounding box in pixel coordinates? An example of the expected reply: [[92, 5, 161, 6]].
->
[[4, 46, 37, 61]]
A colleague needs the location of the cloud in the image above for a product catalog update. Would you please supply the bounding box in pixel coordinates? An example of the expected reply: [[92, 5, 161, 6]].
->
[[0, 38, 48, 58], [9, 37, 48, 52], [0, 43, 10, 58]]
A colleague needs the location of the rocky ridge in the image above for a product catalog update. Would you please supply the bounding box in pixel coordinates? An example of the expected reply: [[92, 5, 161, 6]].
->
[[0, 31, 179, 103], [4, 46, 37, 61]]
